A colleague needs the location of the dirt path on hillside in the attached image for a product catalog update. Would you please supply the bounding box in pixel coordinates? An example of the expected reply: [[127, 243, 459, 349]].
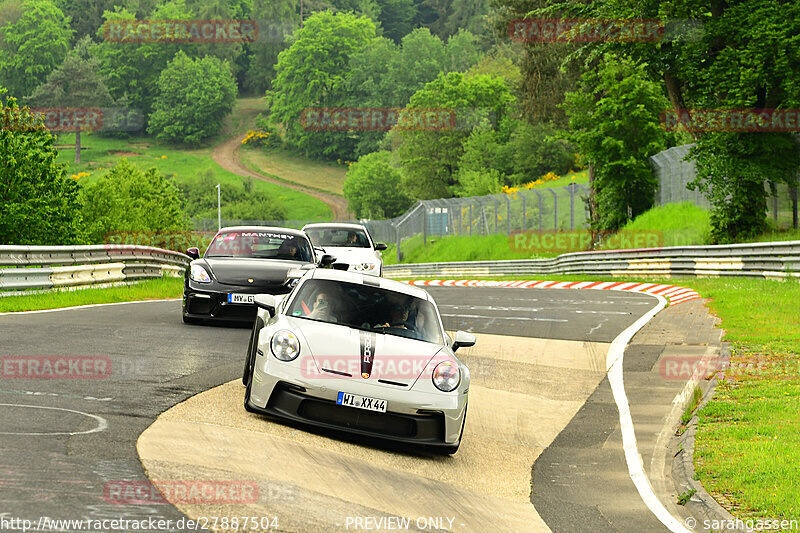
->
[[212, 132, 350, 221]]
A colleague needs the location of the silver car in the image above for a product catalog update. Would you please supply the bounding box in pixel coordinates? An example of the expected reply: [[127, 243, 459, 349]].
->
[[242, 268, 474, 454]]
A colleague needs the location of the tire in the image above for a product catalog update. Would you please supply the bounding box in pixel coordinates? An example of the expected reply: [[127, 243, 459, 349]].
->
[[182, 314, 201, 325], [242, 317, 263, 385]]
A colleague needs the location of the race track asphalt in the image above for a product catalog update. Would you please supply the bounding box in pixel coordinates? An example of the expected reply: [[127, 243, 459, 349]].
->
[[0, 287, 671, 532]]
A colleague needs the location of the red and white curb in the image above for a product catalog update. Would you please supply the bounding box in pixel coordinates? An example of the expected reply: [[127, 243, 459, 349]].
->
[[403, 280, 701, 306]]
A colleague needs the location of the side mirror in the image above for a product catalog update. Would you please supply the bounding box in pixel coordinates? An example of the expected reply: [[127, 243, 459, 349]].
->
[[374, 242, 388, 251], [451, 330, 476, 352], [186, 247, 200, 260], [319, 254, 336, 267], [253, 294, 277, 315]]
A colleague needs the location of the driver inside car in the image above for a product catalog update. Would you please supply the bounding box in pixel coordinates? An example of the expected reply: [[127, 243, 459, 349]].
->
[[377, 303, 411, 329]]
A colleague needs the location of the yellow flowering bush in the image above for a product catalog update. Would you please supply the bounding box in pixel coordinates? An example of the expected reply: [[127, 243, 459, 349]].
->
[[70, 171, 91, 181], [241, 130, 272, 146]]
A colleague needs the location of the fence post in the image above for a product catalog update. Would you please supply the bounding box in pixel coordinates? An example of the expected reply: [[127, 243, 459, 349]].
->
[[396, 225, 401, 263], [469, 204, 473, 236], [422, 206, 427, 245], [494, 201, 498, 234], [549, 189, 558, 230], [522, 194, 527, 232], [569, 183, 575, 231], [535, 191, 543, 231], [506, 196, 511, 235]]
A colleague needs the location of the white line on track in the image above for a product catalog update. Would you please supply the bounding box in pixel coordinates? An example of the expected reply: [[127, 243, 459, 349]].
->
[[440, 313, 569, 322], [0, 404, 108, 436], [605, 293, 692, 533], [0, 298, 180, 316]]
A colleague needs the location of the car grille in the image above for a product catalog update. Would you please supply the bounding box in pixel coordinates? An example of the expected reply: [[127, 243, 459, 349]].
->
[[266, 382, 445, 442]]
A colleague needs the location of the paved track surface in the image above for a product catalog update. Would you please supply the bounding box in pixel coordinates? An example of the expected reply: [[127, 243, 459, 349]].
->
[[0, 288, 675, 532]]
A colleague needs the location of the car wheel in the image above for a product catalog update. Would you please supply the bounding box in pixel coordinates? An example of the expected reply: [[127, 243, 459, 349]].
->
[[242, 317, 264, 385], [182, 313, 201, 325]]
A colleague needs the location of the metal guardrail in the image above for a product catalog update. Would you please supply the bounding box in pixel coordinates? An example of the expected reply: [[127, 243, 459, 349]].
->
[[383, 241, 800, 280], [0, 245, 190, 292]]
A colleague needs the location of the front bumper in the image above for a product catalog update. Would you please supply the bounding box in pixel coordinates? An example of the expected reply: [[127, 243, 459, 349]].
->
[[183, 281, 292, 322], [247, 350, 467, 446]]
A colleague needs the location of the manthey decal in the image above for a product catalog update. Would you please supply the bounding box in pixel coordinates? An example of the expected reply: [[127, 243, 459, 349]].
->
[[359, 330, 377, 379]]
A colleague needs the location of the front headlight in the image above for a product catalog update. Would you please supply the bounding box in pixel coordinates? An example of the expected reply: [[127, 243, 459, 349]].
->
[[353, 262, 376, 271], [270, 330, 300, 361], [432, 361, 460, 392], [190, 264, 212, 283]]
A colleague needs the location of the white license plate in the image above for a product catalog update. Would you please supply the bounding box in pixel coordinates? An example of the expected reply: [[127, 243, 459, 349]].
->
[[336, 392, 387, 413], [227, 293, 254, 304]]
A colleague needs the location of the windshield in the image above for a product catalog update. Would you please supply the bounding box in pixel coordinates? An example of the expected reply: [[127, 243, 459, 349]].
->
[[287, 279, 443, 344], [205, 231, 313, 262], [305, 227, 371, 248]]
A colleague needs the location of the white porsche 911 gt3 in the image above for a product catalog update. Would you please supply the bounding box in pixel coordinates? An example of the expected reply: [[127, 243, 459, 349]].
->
[[241, 268, 474, 454]]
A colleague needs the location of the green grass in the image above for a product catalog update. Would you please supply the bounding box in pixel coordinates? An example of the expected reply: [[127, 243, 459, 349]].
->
[[620, 202, 711, 247], [55, 113, 331, 222], [0, 277, 184, 312], [528, 169, 589, 189], [680, 386, 704, 426], [393, 270, 800, 521], [239, 145, 348, 196], [382, 233, 557, 265]]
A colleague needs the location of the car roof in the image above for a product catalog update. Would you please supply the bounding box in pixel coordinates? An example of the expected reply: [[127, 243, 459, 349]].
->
[[302, 223, 368, 231], [307, 268, 430, 300], [217, 226, 309, 238]]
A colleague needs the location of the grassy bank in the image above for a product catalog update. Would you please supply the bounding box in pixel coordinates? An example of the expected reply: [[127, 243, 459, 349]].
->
[[239, 145, 348, 196], [382, 203, 800, 265], [0, 277, 184, 312]]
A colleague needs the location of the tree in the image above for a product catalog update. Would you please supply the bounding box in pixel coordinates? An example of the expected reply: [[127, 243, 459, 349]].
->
[[268, 11, 377, 159], [54, 0, 116, 41], [80, 159, 187, 243], [375, 0, 417, 42], [395, 71, 514, 198], [243, 0, 297, 94], [179, 171, 288, 221], [343, 151, 414, 218], [26, 36, 114, 163], [0, 89, 84, 245], [0, 0, 73, 99], [562, 55, 674, 231], [92, 1, 195, 119], [584, 0, 800, 241], [148, 51, 237, 146]]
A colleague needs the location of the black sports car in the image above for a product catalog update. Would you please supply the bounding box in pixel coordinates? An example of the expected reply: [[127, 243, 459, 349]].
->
[[182, 226, 333, 324]]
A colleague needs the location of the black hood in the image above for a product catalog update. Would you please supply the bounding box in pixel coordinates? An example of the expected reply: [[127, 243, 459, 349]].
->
[[198, 257, 312, 288]]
